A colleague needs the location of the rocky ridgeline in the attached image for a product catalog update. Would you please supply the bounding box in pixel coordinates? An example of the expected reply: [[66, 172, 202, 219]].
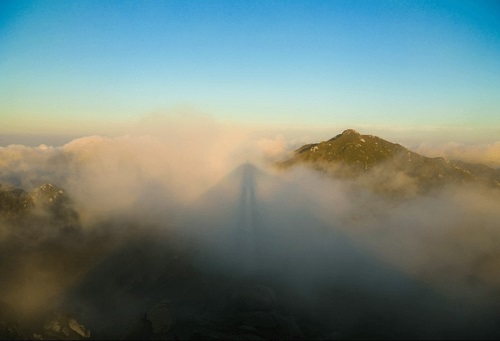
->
[[39, 314, 91, 340], [0, 183, 78, 225], [0, 307, 90, 341], [278, 129, 500, 195], [31, 183, 66, 206]]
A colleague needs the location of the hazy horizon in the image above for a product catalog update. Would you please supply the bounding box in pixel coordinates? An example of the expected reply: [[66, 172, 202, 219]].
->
[[2, 1, 499, 138]]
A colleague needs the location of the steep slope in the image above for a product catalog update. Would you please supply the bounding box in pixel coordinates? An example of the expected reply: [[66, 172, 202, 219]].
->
[[278, 129, 500, 194]]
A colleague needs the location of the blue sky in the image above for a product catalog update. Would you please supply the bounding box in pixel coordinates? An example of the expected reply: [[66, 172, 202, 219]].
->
[[1, 0, 499, 138]]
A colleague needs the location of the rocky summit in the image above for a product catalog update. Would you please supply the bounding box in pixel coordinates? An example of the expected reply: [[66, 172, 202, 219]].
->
[[0, 182, 79, 228], [278, 129, 500, 195]]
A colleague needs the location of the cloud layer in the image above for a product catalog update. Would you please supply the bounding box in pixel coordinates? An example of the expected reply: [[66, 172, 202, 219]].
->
[[414, 141, 500, 168], [0, 119, 499, 338]]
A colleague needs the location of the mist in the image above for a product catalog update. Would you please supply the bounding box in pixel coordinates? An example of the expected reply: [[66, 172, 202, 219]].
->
[[414, 141, 500, 169], [1, 117, 500, 339]]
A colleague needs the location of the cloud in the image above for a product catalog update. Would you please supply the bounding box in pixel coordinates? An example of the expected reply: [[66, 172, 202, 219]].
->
[[0, 114, 294, 224], [255, 135, 291, 161], [1, 120, 500, 338], [414, 141, 500, 168]]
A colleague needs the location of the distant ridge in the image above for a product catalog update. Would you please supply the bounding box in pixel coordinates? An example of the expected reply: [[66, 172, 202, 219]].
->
[[277, 129, 500, 195], [0, 182, 78, 225]]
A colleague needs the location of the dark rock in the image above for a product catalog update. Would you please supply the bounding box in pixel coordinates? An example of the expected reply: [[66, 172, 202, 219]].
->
[[124, 314, 153, 340], [230, 311, 304, 340], [231, 285, 277, 312], [147, 299, 175, 334], [0, 321, 23, 340], [42, 313, 90, 340]]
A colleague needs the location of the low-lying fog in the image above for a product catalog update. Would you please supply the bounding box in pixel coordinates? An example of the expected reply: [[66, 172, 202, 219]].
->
[[1, 117, 499, 339]]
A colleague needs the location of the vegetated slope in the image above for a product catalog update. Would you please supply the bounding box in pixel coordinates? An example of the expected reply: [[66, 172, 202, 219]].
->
[[277, 129, 500, 195], [0, 184, 34, 220], [0, 182, 106, 340]]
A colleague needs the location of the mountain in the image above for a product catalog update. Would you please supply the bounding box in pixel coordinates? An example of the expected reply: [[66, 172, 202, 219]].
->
[[0, 183, 93, 340], [30, 183, 79, 223], [0, 182, 79, 227], [277, 129, 500, 195], [0, 184, 34, 220]]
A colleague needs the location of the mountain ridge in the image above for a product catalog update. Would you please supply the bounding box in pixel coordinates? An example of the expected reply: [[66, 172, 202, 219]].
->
[[0, 182, 79, 226], [277, 129, 500, 194]]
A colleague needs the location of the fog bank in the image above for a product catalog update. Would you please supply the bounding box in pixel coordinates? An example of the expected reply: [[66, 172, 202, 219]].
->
[[1, 118, 499, 339]]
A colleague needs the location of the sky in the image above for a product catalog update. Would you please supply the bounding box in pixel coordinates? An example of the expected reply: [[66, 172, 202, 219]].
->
[[1, 0, 499, 144]]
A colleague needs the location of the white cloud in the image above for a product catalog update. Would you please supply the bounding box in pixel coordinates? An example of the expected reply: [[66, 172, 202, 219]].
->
[[414, 141, 500, 168]]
